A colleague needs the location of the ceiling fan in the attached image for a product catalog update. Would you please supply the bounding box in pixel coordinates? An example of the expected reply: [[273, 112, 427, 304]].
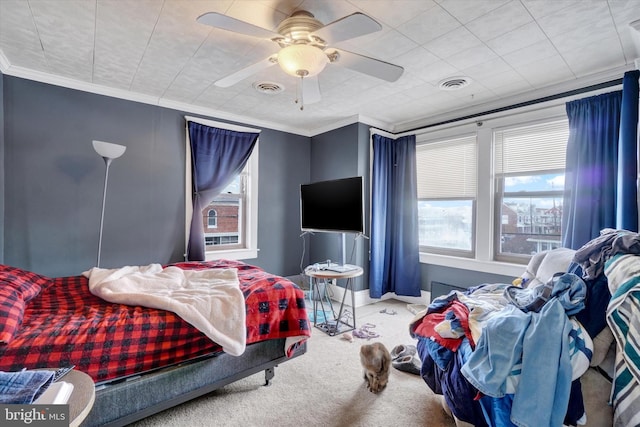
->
[[196, 10, 404, 109]]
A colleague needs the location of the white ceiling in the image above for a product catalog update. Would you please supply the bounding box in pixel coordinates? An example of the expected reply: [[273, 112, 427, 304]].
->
[[1, 0, 639, 136]]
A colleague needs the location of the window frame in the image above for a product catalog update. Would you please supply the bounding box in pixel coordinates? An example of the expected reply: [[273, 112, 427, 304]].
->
[[414, 104, 569, 277], [492, 117, 569, 263], [415, 133, 478, 258], [184, 116, 260, 261]]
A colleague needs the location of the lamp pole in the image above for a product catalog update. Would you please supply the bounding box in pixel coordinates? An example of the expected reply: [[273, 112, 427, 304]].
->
[[92, 140, 126, 268]]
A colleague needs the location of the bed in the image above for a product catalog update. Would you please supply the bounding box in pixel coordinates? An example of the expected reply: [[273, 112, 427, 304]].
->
[[0, 259, 311, 426], [409, 229, 640, 427]]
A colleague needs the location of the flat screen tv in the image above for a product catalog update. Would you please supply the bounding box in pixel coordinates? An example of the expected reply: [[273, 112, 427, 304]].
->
[[300, 176, 364, 234]]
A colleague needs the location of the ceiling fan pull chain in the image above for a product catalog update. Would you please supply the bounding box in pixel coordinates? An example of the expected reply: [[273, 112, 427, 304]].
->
[[299, 76, 305, 110]]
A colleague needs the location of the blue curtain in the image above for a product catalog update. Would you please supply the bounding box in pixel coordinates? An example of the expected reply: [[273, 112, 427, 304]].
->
[[617, 70, 639, 230], [562, 70, 639, 249], [187, 121, 259, 261], [369, 133, 421, 298]]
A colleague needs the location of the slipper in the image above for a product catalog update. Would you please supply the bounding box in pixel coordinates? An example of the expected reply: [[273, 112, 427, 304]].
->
[[353, 323, 380, 340], [379, 308, 398, 315], [390, 344, 417, 360], [392, 355, 422, 375]]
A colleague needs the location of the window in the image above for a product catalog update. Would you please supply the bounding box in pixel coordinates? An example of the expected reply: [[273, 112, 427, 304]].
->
[[185, 116, 259, 261], [202, 174, 244, 249], [207, 210, 218, 228], [414, 103, 573, 276], [416, 134, 477, 256], [494, 119, 569, 262]]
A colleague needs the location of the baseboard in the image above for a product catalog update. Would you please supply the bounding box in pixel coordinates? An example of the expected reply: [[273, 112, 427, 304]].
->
[[326, 282, 430, 308], [288, 273, 430, 308]]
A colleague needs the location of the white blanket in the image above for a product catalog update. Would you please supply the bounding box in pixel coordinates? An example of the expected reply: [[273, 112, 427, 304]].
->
[[83, 264, 246, 356]]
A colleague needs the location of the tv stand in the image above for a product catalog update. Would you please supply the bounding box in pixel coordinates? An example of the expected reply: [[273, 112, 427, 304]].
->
[[304, 264, 363, 336]]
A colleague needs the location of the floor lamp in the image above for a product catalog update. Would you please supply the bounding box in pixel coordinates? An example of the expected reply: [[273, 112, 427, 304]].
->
[[93, 140, 126, 268]]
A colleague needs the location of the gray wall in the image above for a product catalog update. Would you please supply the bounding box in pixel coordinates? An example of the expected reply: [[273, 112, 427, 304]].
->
[[2, 75, 309, 277], [307, 122, 371, 291], [422, 263, 514, 297]]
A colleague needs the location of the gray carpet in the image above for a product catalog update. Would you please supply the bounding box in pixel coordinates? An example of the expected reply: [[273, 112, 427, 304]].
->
[[129, 299, 456, 427]]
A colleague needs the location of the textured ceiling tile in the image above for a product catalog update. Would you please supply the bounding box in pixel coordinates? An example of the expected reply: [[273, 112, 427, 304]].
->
[[520, 0, 581, 19], [358, 29, 418, 62], [393, 47, 440, 76], [129, 1, 215, 94], [462, 57, 513, 81], [465, 1, 533, 42], [424, 26, 482, 59], [225, 0, 289, 31], [551, 23, 620, 55], [536, 1, 612, 38], [609, 0, 640, 28], [437, 0, 510, 24], [0, 0, 45, 68], [400, 5, 461, 45], [295, 0, 360, 26], [485, 21, 548, 56], [349, 0, 438, 28], [30, 0, 96, 79], [561, 34, 627, 76], [515, 55, 575, 86], [93, 0, 163, 87], [413, 59, 460, 86], [479, 69, 532, 93], [618, 26, 640, 62], [502, 39, 559, 68], [445, 44, 498, 70]]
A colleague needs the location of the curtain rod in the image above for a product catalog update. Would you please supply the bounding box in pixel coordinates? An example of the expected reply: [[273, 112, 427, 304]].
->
[[398, 78, 623, 135]]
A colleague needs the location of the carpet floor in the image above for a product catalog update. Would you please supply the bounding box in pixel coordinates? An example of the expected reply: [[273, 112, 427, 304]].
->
[[129, 299, 456, 427]]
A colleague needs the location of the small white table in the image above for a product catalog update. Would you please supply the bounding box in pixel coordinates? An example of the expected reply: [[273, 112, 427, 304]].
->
[[304, 264, 363, 336], [66, 370, 95, 427]]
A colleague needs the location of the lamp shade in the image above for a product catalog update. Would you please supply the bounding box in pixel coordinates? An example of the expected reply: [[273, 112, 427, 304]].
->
[[93, 140, 126, 159], [277, 44, 328, 78]]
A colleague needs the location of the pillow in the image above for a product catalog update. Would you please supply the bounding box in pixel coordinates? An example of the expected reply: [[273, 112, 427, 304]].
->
[[0, 265, 51, 303], [519, 248, 576, 288], [0, 287, 27, 344], [0, 265, 51, 344]]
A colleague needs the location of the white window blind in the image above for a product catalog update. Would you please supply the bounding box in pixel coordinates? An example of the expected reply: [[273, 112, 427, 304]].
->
[[416, 134, 477, 199], [494, 119, 569, 174]]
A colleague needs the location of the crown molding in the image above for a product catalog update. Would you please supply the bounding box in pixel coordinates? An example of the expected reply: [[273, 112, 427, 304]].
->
[[0, 56, 321, 137]]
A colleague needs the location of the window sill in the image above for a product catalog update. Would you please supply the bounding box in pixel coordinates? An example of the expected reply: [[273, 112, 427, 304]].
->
[[205, 248, 259, 261], [419, 252, 525, 278]]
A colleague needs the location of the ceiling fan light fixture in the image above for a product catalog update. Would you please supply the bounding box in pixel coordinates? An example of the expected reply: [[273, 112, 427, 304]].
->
[[277, 44, 328, 78]]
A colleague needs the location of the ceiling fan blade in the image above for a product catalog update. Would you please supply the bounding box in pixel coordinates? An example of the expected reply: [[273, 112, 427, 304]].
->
[[329, 49, 404, 82], [214, 55, 278, 88], [197, 12, 280, 39], [301, 76, 321, 105], [310, 13, 382, 45]]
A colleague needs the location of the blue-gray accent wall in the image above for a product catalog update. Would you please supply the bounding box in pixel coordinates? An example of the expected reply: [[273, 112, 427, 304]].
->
[[2, 75, 309, 278]]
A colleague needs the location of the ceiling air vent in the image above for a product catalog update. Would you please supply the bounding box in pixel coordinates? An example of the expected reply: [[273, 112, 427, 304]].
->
[[253, 81, 284, 95], [438, 77, 472, 91]]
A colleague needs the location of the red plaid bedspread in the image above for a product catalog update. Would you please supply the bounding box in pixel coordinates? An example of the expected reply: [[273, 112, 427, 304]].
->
[[0, 260, 310, 383]]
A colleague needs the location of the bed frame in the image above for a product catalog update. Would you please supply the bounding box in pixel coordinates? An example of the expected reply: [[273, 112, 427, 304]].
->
[[82, 338, 306, 426]]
